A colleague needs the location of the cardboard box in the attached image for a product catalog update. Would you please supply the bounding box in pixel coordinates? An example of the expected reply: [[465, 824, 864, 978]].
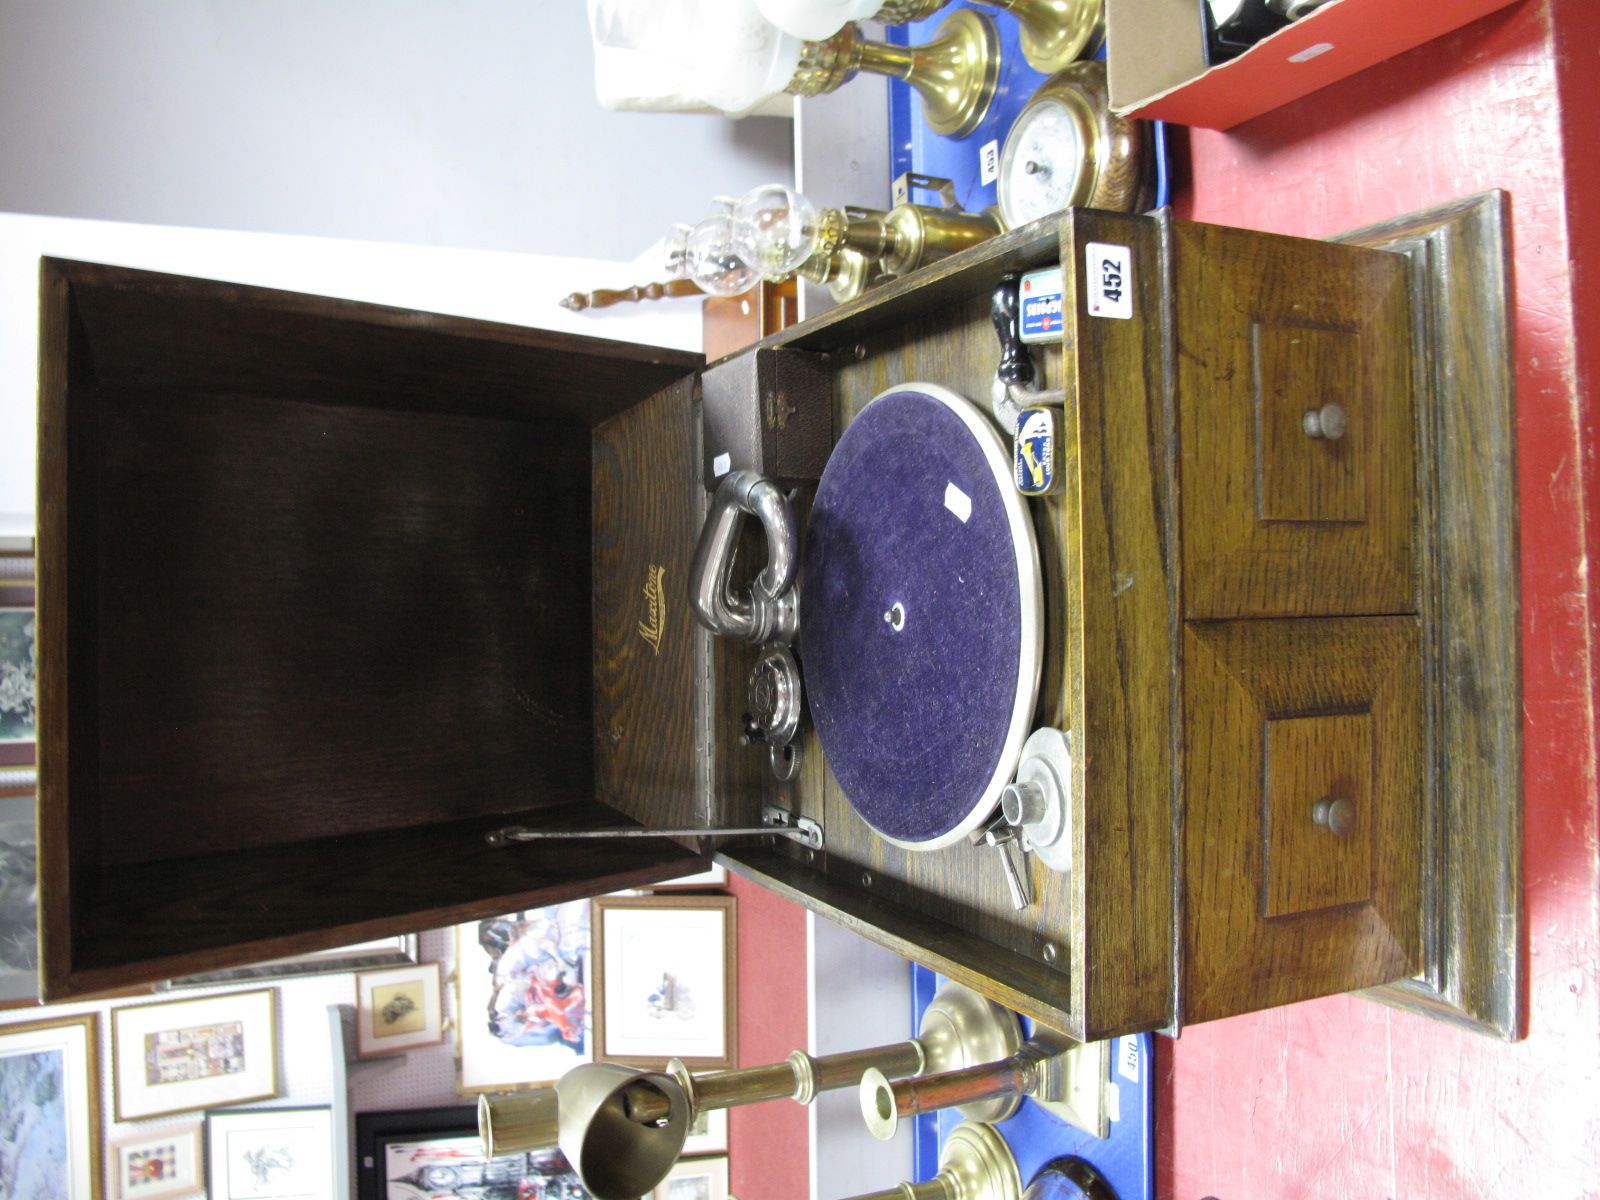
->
[[1107, 0, 1521, 129]]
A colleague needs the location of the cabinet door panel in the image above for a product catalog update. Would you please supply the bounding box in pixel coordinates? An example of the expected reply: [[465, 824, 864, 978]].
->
[[1175, 223, 1414, 619], [1181, 616, 1423, 1024]]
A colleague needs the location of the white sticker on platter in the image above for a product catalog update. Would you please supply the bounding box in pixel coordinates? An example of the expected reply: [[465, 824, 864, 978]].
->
[[1117, 1035, 1140, 1083], [979, 139, 1000, 185], [1085, 241, 1133, 319], [1106, 1080, 1121, 1123], [712, 451, 731, 478], [943, 482, 972, 523]]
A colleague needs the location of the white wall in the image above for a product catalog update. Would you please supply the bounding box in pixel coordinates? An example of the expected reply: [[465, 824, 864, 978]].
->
[[807, 912, 914, 1200], [0, 210, 705, 539], [0, 0, 793, 259]]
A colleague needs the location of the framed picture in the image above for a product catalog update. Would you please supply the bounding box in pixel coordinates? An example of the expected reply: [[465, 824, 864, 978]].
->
[[651, 1157, 728, 1200], [165, 934, 420, 989], [0, 791, 38, 1006], [0, 580, 34, 745], [592, 895, 737, 1070], [111, 988, 280, 1120], [109, 1123, 205, 1200], [682, 1106, 729, 1156], [355, 1106, 591, 1200], [0, 1011, 102, 1200], [455, 901, 592, 1093], [206, 1107, 334, 1200], [355, 962, 445, 1059]]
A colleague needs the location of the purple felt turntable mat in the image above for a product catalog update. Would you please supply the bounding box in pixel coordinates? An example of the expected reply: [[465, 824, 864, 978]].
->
[[801, 388, 1025, 846]]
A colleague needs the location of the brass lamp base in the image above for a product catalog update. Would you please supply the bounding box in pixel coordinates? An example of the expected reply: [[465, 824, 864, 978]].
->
[[839, 1122, 1022, 1200], [998, 0, 1105, 74], [917, 983, 1024, 1122], [788, 10, 1000, 140]]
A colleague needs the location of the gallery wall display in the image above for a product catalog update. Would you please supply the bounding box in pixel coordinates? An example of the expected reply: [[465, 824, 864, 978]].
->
[[206, 1107, 334, 1200], [355, 962, 445, 1059], [0, 1011, 102, 1200], [455, 901, 592, 1093], [355, 1105, 593, 1200], [109, 1122, 205, 1200], [111, 989, 280, 1121], [592, 895, 737, 1071]]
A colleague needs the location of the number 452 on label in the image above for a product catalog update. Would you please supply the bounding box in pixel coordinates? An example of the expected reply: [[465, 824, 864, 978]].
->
[[1086, 242, 1132, 320]]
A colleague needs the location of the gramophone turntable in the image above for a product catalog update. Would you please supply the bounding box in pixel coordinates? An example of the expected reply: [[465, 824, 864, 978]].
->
[[38, 197, 1519, 1046]]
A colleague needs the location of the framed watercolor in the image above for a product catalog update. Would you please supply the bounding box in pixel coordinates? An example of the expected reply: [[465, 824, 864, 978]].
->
[[109, 1123, 204, 1200], [0, 790, 39, 1006], [355, 962, 445, 1059], [454, 901, 593, 1093], [206, 1107, 333, 1200], [651, 1156, 729, 1200], [592, 895, 737, 1070], [354, 1105, 588, 1200], [111, 988, 279, 1121], [682, 1105, 729, 1156], [165, 934, 420, 989], [0, 1011, 102, 1200]]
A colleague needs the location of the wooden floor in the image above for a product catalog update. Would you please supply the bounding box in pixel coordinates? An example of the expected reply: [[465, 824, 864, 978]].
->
[[1159, 1, 1600, 1194]]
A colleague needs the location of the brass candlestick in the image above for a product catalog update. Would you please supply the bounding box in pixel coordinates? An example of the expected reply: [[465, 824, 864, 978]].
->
[[479, 984, 1025, 1200], [786, 10, 1000, 138], [988, 0, 1104, 73], [838, 1121, 1022, 1200], [855, 0, 1104, 75], [861, 1029, 1110, 1139]]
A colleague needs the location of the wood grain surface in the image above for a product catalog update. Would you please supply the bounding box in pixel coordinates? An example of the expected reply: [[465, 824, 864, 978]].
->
[[36, 260, 703, 997], [1174, 222, 1415, 619], [1336, 194, 1523, 1038], [1181, 616, 1423, 1024]]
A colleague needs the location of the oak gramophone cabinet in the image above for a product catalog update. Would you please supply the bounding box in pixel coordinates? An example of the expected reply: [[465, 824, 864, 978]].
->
[[36, 194, 1521, 1040]]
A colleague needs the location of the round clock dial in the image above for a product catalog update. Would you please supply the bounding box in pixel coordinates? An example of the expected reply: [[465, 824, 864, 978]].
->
[[996, 63, 1145, 231], [998, 96, 1087, 230]]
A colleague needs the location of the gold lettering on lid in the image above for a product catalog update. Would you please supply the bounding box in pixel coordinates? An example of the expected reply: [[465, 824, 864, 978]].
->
[[637, 564, 666, 655]]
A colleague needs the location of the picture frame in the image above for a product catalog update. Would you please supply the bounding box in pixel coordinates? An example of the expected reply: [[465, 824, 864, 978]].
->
[[111, 988, 280, 1121], [354, 1105, 589, 1200], [0, 1011, 102, 1200], [454, 901, 593, 1093], [164, 934, 419, 989], [0, 577, 34, 746], [0, 790, 39, 1007], [592, 895, 737, 1070], [681, 1105, 729, 1156], [206, 1107, 334, 1200], [355, 961, 445, 1059], [651, 1156, 729, 1200], [109, 1122, 205, 1200]]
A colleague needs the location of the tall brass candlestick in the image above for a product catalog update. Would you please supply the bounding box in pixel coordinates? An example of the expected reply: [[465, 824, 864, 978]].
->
[[861, 1030, 1110, 1140], [785, 11, 999, 138], [837, 1122, 1022, 1200]]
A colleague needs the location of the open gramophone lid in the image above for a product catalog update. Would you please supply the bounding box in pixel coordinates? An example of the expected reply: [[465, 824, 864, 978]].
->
[[800, 383, 1043, 850]]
